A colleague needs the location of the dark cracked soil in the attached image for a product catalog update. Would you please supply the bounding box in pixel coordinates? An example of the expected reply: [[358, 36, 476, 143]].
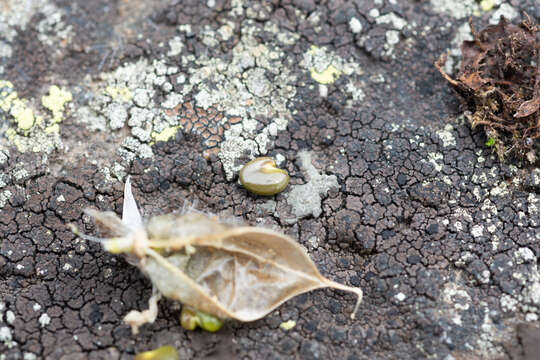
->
[[0, 1, 539, 359]]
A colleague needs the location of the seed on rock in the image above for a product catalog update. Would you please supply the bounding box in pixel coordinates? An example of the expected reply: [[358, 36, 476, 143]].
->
[[239, 157, 289, 196], [134, 345, 179, 360], [180, 306, 223, 332]]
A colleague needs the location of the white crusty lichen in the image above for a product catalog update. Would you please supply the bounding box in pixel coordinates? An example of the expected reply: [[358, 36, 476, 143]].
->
[[0, 190, 12, 209], [74, 2, 365, 181], [0, 0, 72, 65], [488, 3, 518, 24], [185, 19, 299, 180], [430, 0, 479, 19]]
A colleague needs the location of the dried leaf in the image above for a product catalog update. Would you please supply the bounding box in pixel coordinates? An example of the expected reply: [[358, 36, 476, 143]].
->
[[83, 180, 363, 333]]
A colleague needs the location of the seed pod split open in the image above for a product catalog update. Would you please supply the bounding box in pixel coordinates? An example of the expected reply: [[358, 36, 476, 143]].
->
[[79, 177, 362, 334]]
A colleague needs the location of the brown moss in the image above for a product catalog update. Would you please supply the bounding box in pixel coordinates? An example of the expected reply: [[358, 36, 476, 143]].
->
[[436, 15, 540, 163]]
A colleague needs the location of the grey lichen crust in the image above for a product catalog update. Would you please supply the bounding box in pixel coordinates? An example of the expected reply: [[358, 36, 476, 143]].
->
[[285, 151, 338, 222]]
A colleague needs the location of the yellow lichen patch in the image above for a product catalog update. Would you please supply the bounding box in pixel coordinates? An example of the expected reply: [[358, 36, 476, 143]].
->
[[0, 80, 36, 132], [45, 123, 60, 134], [480, 0, 496, 12], [5, 128, 23, 151], [41, 85, 72, 123], [105, 86, 132, 102], [11, 99, 35, 130], [152, 126, 180, 142], [279, 320, 296, 330], [1, 81, 66, 153], [307, 46, 342, 84], [310, 65, 341, 84]]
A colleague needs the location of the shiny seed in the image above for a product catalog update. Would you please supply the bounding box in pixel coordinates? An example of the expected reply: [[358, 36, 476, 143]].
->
[[197, 311, 224, 332], [239, 157, 289, 196], [134, 345, 179, 360]]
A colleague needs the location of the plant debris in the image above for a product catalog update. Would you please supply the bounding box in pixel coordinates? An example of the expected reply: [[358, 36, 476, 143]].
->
[[75, 177, 362, 334], [436, 15, 540, 162]]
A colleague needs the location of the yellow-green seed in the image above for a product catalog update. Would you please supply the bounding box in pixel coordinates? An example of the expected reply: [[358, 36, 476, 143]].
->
[[180, 306, 224, 332], [180, 307, 199, 331], [134, 345, 179, 360], [197, 311, 224, 332], [239, 157, 289, 196]]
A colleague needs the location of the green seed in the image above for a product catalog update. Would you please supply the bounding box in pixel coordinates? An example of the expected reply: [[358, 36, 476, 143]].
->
[[239, 157, 289, 196], [197, 311, 224, 332], [134, 346, 179, 360], [180, 306, 224, 332]]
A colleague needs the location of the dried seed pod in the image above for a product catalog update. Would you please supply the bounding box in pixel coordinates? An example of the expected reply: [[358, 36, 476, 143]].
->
[[134, 345, 179, 360], [239, 157, 289, 195], [77, 177, 362, 334]]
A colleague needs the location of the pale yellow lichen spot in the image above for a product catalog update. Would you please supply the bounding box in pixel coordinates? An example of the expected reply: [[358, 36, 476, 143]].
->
[[41, 85, 72, 123], [11, 99, 35, 130], [279, 320, 296, 330], [480, 0, 496, 12], [105, 86, 132, 102], [45, 123, 60, 134], [152, 126, 180, 142], [5, 128, 23, 151], [310, 65, 340, 84], [0, 81, 36, 131], [307, 46, 341, 84]]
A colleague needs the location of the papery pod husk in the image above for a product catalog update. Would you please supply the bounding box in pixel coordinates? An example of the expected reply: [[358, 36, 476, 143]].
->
[[140, 213, 362, 322], [81, 178, 362, 333]]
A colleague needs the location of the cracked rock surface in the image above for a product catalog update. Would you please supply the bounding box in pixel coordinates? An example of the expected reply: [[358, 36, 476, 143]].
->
[[0, 1, 539, 359]]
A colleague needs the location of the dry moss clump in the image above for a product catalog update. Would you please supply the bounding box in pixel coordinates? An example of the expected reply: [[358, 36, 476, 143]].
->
[[436, 16, 540, 163]]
